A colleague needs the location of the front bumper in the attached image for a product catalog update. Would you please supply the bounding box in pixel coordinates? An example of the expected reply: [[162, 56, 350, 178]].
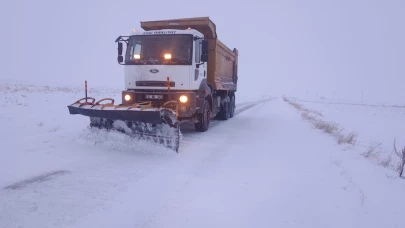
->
[[121, 90, 197, 118]]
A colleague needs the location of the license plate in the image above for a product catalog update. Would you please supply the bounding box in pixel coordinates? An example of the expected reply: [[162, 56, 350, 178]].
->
[[145, 94, 163, 100]]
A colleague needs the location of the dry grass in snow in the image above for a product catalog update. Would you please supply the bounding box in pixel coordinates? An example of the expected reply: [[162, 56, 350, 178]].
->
[[284, 96, 405, 178], [337, 132, 357, 145], [284, 97, 357, 146], [378, 152, 393, 168], [361, 142, 382, 159], [393, 139, 405, 178], [359, 140, 405, 176]]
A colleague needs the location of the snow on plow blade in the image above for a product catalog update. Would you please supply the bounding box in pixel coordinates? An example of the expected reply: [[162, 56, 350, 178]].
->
[[67, 97, 180, 152]]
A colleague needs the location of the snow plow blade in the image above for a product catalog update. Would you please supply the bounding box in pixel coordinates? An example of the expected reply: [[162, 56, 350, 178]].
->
[[67, 97, 180, 152]]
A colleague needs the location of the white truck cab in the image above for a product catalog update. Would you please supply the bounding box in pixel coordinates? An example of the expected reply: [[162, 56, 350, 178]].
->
[[120, 29, 207, 92]]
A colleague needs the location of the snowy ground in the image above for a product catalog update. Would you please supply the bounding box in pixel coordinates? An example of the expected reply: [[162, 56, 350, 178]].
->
[[1, 82, 405, 228], [288, 97, 405, 174]]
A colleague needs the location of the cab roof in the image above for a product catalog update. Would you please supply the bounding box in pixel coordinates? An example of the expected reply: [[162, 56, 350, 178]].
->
[[140, 17, 217, 39]]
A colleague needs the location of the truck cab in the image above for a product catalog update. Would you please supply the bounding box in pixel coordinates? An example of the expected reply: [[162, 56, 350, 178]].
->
[[115, 17, 238, 131], [121, 29, 208, 92]]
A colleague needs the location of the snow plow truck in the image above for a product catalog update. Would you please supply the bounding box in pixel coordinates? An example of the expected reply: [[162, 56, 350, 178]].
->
[[67, 17, 239, 152]]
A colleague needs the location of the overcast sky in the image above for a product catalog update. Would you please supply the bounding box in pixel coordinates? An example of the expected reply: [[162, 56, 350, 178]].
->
[[1, 0, 404, 104]]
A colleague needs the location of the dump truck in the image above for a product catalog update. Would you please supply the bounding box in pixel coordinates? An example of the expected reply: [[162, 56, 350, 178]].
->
[[67, 17, 239, 152]]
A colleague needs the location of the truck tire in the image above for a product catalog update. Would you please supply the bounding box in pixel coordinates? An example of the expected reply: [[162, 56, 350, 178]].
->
[[218, 97, 230, 120], [229, 95, 235, 118], [195, 101, 210, 132]]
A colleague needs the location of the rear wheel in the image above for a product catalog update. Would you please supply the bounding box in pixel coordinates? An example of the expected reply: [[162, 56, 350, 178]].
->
[[218, 96, 230, 120], [229, 95, 235, 118], [195, 101, 210, 132]]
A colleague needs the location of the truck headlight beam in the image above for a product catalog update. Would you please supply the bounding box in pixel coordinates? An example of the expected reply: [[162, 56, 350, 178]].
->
[[179, 95, 188, 103]]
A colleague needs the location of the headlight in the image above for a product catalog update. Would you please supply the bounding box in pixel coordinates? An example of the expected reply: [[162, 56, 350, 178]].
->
[[179, 95, 188, 103], [164, 53, 172, 59], [124, 94, 131, 101]]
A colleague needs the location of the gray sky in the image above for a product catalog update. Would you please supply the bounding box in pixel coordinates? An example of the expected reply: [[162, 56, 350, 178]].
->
[[1, 0, 404, 104]]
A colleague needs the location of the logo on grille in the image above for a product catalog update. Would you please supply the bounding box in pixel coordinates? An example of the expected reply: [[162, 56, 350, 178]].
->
[[150, 69, 159, 73]]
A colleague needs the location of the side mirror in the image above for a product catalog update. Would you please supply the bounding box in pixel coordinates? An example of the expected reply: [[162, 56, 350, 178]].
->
[[202, 40, 208, 55], [118, 42, 123, 56], [117, 42, 124, 64]]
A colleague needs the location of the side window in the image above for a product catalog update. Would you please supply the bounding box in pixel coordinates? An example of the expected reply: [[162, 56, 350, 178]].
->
[[131, 43, 142, 60], [195, 40, 201, 63], [134, 44, 141, 54]]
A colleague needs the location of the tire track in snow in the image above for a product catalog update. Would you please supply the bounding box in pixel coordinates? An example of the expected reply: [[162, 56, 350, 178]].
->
[[4, 170, 70, 190], [208, 98, 273, 128], [179, 98, 273, 142]]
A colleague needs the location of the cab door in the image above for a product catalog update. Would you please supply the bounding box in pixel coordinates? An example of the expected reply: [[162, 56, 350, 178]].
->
[[191, 38, 207, 90]]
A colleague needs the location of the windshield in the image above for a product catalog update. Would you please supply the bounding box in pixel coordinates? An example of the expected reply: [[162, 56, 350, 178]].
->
[[124, 34, 193, 65]]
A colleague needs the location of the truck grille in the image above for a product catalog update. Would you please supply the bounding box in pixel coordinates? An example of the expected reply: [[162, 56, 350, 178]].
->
[[136, 81, 175, 87]]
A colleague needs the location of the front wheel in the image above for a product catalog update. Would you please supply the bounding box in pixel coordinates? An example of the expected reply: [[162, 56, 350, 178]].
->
[[195, 101, 210, 132]]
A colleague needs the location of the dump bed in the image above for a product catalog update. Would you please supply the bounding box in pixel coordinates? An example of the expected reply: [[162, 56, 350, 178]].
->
[[141, 17, 238, 91], [207, 38, 238, 91]]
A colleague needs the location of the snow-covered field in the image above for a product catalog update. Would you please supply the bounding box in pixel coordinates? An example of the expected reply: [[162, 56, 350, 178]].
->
[[1, 82, 405, 228], [288, 97, 405, 174]]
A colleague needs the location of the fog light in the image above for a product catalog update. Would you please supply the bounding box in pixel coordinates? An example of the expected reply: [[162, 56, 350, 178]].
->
[[179, 95, 188, 103], [124, 94, 131, 101]]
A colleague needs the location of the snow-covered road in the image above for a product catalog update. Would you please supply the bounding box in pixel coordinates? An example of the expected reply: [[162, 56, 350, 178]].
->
[[0, 84, 404, 228]]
